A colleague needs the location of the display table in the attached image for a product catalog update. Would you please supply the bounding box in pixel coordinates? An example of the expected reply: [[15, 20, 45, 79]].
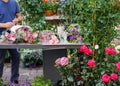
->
[[0, 43, 89, 85]]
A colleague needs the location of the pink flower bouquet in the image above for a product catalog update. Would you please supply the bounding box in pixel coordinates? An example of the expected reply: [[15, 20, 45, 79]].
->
[[40, 30, 59, 44], [1, 25, 40, 44]]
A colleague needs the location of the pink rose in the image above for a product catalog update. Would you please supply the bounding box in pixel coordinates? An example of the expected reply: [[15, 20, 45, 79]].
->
[[9, 33, 17, 41], [27, 31, 32, 38], [5, 32, 10, 38], [49, 40, 54, 44], [102, 74, 110, 83], [54, 39, 59, 44], [51, 35, 57, 39], [23, 33, 28, 41], [116, 62, 120, 70], [110, 73, 118, 81], [32, 32, 38, 39], [59, 57, 69, 66], [105, 47, 116, 55], [55, 58, 60, 65], [87, 59, 96, 68]]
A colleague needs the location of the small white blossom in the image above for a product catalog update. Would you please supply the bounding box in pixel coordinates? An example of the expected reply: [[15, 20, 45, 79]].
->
[[115, 45, 120, 53], [95, 45, 99, 49]]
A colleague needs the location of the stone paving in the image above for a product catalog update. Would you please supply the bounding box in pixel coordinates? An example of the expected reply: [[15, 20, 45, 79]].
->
[[2, 63, 43, 85]]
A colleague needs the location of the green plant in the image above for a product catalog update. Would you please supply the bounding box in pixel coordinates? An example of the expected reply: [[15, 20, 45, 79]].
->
[[55, 56, 80, 86], [42, 2, 57, 12], [18, 0, 46, 31], [55, 45, 120, 86], [32, 76, 53, 86], [0, 78, 7, 86], [20, 49, 42, 67], [58, 0, 80, 24]]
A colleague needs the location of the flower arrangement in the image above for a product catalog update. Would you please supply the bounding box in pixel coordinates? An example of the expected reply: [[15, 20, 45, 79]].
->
[[67, 24, 84, 43], [40, 30, 59, 44], [55, 45, 120, 86], [0, 25, 40, 44]]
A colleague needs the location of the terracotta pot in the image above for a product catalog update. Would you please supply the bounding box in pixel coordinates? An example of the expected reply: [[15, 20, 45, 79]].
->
[[44, 10, 54, 16]]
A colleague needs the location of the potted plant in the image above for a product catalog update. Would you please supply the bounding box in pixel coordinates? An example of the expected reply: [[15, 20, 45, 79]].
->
[[20, 49, 43, 68], [42, 0, 58, 16]]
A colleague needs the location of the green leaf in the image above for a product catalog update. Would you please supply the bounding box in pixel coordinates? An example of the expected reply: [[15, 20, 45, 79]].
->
[[67, 76, 74, 82]]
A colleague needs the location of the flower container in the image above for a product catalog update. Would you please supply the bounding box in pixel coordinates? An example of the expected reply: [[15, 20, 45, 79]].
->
[[44, 10, 54, 16]]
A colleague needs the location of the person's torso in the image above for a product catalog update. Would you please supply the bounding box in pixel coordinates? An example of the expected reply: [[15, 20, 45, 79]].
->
[[0, 0, 20, 35]]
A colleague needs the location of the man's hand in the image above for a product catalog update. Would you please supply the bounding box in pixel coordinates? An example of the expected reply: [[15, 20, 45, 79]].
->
[[5, 22, 14, 29], [12, 18, 19, 25]]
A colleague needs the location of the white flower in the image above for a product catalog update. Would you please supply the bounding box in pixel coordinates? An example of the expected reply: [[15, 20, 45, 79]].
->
[[95, 45, 99, 49], [115, 45, 120, 53]]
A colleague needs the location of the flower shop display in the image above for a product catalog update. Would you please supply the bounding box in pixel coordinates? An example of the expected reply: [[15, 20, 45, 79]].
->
[[55, 45, 120, 86], [40, 30, 59, 44], [0, 25, 40, 44]]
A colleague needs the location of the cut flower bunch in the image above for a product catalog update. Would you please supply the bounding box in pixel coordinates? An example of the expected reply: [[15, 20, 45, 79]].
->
[[40, 30, 59, 44], [55, 45, 120, 86], [0, 25, 40, 44]]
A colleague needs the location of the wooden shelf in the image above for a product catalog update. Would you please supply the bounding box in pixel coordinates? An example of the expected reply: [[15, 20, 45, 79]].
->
[[45, 15, 65, 20]]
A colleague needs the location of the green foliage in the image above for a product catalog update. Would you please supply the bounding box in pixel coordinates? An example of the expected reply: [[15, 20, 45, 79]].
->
[[42, 2, 58, 12], [20, 49, 42, 67], [32, 76, 53, 86], [0, 78, 7, 86], [18, 0, 46, 31], [59, 0, 120, 85], [61, 0, 120, 58]]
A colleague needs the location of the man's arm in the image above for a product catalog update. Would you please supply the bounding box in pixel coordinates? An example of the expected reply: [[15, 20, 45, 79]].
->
[[0, 22, 14, 29], [12, 13, 22, 25]]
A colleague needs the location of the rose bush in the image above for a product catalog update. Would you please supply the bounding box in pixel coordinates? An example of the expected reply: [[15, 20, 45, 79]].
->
[[55, 45, 120, 86]]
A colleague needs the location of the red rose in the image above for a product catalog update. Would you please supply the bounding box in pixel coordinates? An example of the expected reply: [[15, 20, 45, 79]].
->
[[79, 45, 92, 55], [116, 62, 120, 70], [87, 59, 96, 68], [102, 74, 110, 83], [110, 73, 118, 81], [79, 45, 89, 52], [105, 47, 116, 55], [84, 49, 93, 55]]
